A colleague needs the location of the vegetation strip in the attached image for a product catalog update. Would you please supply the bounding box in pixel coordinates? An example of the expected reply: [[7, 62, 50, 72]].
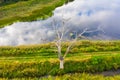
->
[[0, 0, 74, 28], [0, 40, 120, 78], [0, 40, 120, 57], [0, 54, 120, 78]]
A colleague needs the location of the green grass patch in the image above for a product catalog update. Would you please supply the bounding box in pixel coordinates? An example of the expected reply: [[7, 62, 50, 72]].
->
[[1, 73, 120, 80], [41, 73, 120, 80], [0, 40, 120, 78], [0, 40, 120, 57], [0, 0, 73, 28], [0, 54, 120, 78]]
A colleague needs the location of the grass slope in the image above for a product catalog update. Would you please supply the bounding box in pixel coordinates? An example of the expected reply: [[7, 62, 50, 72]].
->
[[41, 73, 120, 80], [0, 0, 73, 28], [0, 40, 120, 79], [1, 73, 120, 80]]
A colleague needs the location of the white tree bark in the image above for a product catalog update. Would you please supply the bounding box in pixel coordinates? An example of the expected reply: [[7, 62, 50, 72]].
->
[[60, 59, 64, 69], [51, 16, 104, 69]]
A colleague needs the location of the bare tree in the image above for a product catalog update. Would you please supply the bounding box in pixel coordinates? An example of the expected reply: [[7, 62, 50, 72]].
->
[[51, 16, 104, 69]]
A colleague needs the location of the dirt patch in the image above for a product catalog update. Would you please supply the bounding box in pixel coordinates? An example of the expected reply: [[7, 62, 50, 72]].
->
[[96, 69, 120, 76]]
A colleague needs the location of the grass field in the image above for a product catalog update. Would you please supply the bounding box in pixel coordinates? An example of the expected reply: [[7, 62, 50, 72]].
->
[[1, 0, 120, 79], [0, 40, 120, 79], [0, 0, 73, 28], [1, 73, 120, 80]]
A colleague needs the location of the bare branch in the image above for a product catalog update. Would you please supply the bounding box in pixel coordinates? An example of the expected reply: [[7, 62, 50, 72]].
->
[[52, 18, 60, 39], [50, 14, 105, 69], [78, 28, 88, 37], [63, 25, 104, 58], [52, 14, 105, 60], [63, 39, 77, 58]]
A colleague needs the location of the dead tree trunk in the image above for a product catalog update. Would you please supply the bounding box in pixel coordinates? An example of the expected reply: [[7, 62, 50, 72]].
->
[[51, 15, 104, 69], [59, 56, 64, 69]]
